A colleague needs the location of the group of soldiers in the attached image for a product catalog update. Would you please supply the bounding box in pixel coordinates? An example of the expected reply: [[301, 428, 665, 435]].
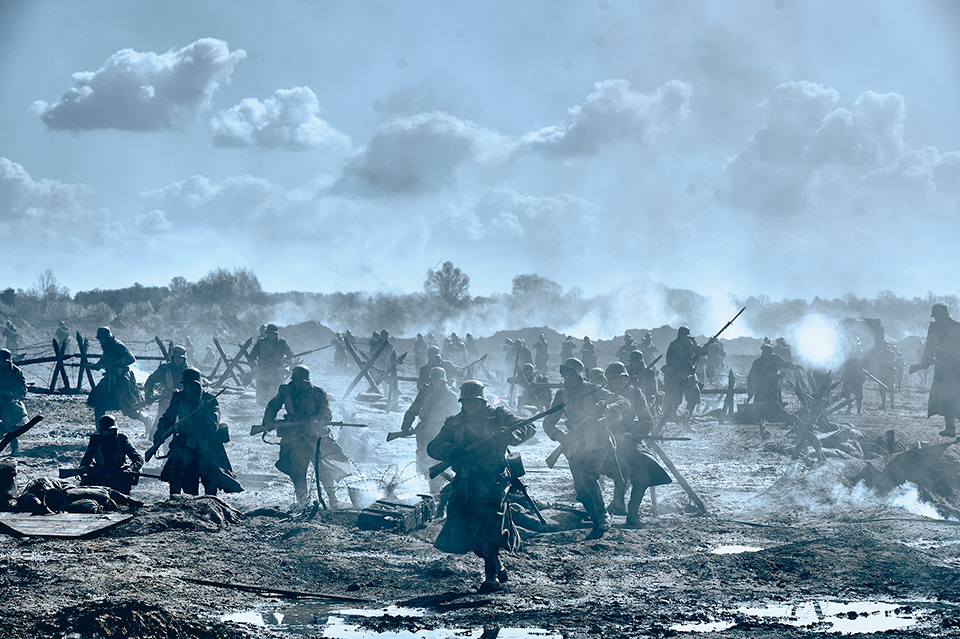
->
[[4, 303, 960, 596]]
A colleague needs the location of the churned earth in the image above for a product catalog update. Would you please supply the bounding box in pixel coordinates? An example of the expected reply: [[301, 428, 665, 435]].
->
[[2, 354, 960, 638]]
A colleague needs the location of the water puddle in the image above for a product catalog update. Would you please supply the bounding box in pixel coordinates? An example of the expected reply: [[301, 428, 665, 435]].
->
[[671, 600, 935, 634], [710, 545, 762, 554], [221, 601, 558, 637]]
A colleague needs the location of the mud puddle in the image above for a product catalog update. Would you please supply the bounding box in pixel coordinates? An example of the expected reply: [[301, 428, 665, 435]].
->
[[222, 602, 558, 637], [672, 600, 943, 634]]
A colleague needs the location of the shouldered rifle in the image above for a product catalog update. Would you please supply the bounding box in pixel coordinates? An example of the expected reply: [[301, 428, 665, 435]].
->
[[0, 415, 43, 453], [145, 388, 226, 462], [428, 403, 565, 480], [630, 354, 662, 382], [59, 467, 163, 481]]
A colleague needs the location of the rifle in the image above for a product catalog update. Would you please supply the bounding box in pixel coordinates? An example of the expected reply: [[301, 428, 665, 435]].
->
[[708, 306, 746, 345], [428, 403, 565, 479], [862, 369, 889, 390], [462, 353, 487, 372], [0, 415, 43, 453], [544, 383, 613, 468], [291, 344, 335, 359], [251, 419, 369, 437], [909, 362, 929, 375], [145, 388, 227, 462], [509, 477, 546, 525], [386, 430, 415, 442], [59, 467, 164, 481]]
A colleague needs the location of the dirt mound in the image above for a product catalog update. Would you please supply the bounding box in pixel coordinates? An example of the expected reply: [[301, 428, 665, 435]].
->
[[121, 496, 245, 535], [17, 442, 86, 460], [37, 600, 249, 639]]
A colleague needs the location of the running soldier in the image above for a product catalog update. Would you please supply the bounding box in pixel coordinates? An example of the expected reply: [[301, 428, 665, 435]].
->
[[249, 324, 294, 407], [86, 327, 151, 428], [400, 367, 460, 494], [0, 349, 27, 455]]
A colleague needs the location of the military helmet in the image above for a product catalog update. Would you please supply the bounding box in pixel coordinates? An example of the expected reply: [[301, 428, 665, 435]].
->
[[266, 324, 279, 334], [380, 329, 389, 339], [459, 380, 487, 402], [588, 367, 606, 384], [96, 326, 113, 340], [427, 345, 441, 357], [677, 326, 691, 336], [932, 303, 950, 319], [97, 415, 118, 431], [522, 362, 535, 373], [559, 357, 585, 377], [170, 345, 187, 357], [761, 343, 774, 354], [291, 365, 310, 382], [429, 366, 447, 381], [605, 361, 628, 378], [629, 350, 645, 364], [181, 367, 202, 384], [0, 348, 10, 361]]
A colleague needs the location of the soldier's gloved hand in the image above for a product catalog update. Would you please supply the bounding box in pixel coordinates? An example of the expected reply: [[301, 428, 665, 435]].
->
[[495, 427, 520, 445]]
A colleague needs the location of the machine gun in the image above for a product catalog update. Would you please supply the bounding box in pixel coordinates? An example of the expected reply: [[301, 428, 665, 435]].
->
[[428, 403, 565, 480]]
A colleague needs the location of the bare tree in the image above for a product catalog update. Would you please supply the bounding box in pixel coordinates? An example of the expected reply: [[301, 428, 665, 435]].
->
[[424, 261, 470, 306]]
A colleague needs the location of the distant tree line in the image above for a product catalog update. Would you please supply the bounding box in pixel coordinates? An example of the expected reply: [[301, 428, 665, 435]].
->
[[1, 264, 956, 340]]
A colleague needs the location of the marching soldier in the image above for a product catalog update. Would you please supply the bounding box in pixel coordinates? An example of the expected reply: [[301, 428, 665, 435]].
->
[[86, 327, 151, 429], [660, 327, 706, 430], [427, 381, 536, 592], [154, 368, 241, 498], [542, 358, 630, 540], [399, 366, 460, 494], [249, 324, 294, 407], [261, 365, 350, 508], [143, 345, 190, 439]]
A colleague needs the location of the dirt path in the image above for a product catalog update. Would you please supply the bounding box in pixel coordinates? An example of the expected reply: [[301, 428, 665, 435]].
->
[[3, 363, 960, 638]]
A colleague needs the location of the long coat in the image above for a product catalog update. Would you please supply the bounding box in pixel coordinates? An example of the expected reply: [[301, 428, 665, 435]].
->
[[922, 316, 960, 418]]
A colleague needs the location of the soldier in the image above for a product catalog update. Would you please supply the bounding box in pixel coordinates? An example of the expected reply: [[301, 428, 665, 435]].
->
[[427, 381, 536, 593], [464, 333, 478, 361], [248, 323, 294, 407], [78, 415, 144, 495], [2, 320, 19, 353], [154, 368, 241, 498], [560, 336, 576, 362], [534, 334, 549, 372], [659, 327, 707, 430], [331, 333, 347, 373], [507, 362, 550, 411], [86, 327, 151, 428], [261, 365, 349, 508], [580, 336, 597, 370], [143, 345, 190, 439], [773, 337, 793, 363], [54, 320, 72, 356], [747, 343, 799, 406], [542, 358, 630, 540], [638, 331, 659, 364], [603, 362, 671, 525], [871, 341, 898, 410], [705, 340, 726, 378], [418, 346, 460, 390], [626, 350, 660, 409], [588, 367, 606, 385], [616, 333, 637, 364], [915, 303, 960, 437], [0, 349, 27, 455], [413, 333, 428, 372], [400, 367, 460, 494], [840, 348, 866, 415]]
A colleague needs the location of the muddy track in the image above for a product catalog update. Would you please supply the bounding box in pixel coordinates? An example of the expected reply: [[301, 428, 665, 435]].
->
[[2, 361, 960, 638]]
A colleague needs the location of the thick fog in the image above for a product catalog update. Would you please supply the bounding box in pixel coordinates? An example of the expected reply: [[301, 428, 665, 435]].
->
[[1, 1, 958, 306]]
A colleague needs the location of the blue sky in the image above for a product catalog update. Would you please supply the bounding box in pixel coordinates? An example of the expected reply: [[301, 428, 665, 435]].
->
[[1, 0, 958, 303]]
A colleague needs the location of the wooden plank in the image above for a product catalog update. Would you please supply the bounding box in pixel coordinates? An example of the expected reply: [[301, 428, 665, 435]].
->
[[0, 513, 133, 538]]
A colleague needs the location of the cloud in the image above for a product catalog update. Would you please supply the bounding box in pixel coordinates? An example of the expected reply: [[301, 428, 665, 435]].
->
[[0, 157, 108, 253], [210, 86, 353, 153], [719, 81, 959, 216], [521, 79, 692, 156], [32, 38, 246, 131], [332, 111, 515, 198]]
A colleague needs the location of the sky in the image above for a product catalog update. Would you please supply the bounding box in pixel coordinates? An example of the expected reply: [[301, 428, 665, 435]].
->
[[1, 0, 958, 303]]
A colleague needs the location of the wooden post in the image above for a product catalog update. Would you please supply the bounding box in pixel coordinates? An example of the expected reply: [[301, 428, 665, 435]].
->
[[49, 339, 71, 391], [212, 338, 253, 388], [720, 369, 736, 424], [647, 440, 708, 515], [342, 338, 387, 400], [75, 331, 96, 391]]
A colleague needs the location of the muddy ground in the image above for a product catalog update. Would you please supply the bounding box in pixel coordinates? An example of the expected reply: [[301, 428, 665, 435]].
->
[[3, 354, 960, 638]]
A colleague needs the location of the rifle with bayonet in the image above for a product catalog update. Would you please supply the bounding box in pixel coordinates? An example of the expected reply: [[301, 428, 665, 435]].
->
[[145, 388, 227, 462], [291, 344, 335, 359], [428, 403, 565, 480]]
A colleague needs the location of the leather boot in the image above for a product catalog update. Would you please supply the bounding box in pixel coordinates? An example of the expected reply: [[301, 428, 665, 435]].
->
[[584, 486, 611, 540], [477, 556, 502, 593], [941, 416, 956, 438]]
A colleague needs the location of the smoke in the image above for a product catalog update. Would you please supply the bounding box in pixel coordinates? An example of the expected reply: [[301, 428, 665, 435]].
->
[[788, 314, 847, 369], [832, 481, 946, 521]]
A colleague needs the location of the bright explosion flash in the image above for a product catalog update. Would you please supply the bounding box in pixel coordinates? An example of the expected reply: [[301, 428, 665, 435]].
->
[[792, 314, 844, 369]]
